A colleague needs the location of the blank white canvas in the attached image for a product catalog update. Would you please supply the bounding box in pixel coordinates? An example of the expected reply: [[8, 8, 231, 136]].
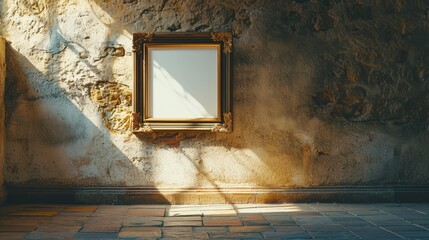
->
[[148, 46, 219, 119]]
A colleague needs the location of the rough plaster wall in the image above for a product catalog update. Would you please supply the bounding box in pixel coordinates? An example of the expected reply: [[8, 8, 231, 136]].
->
[[0, 37, 5, 189], [0, 0, 428, 188]]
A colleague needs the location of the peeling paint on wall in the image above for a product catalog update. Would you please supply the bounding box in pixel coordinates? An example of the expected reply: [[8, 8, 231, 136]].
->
[[91, 82, 131, 133]]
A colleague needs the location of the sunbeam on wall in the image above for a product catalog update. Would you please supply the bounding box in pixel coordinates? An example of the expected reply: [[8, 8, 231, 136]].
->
[[1, 0, 429, 196]]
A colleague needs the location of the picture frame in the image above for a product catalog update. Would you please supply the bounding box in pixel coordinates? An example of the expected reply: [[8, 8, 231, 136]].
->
[[132, 32, 232, 133]]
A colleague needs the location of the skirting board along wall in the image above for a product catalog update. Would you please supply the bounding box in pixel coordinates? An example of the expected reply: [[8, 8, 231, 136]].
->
[[6, 186, 429, 204], [0, 187, 6, 205]]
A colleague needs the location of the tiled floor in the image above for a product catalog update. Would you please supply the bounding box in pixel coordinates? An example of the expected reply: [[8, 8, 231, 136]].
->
[[0, 203, 429, 239]]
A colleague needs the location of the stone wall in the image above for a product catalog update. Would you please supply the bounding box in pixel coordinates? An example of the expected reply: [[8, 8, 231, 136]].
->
[[0, 37, 5, 203], [0, 0, 428, 192]]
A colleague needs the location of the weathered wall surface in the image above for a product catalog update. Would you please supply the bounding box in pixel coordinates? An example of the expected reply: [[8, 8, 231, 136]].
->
[[0, 37, 5, 202], [0, 0, 428, 188]]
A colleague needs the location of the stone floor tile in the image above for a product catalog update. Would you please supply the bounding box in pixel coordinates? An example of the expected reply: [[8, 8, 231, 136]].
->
[[83, 220, 125, 227], [371, 219, 413, 226], [125, 216, 164, 221], [34, 224, 82, 232], [162, 227, 192, 237], [190, 231, 210, 239], [242, 220, 271, 226], [287, 211, 323, 217], [269, 219, 298, 225], [408, 213, 429, 219], [382, 224, 427, 231], [0, 225, 37, 232], [418, 224, 429, 230], [1, 204, 429, 239], [118, 227, 162, 237], [351, 210, 387, 216], [169, 205, 204, 210], [9, 211, 58, 217], [163, 233, 209, 239], [236, 206, 291, 214], [57, 211, 93, 217], [308, 230, 359, 239], [346, 226, 402, 239], [198, 204, 235, 210], [15, 205, 64, 212], [392, 230, 429, 238], [74, 232, 118, 239], [238, 213, 265, 220], [201, 209, 237, 216], [407, 219, 429, 225], [330, 215, 362, 221], [229, 225, 275, 232], [322, 211, 354, 216], [0, 216, 50, 226], [123, 220, 163, 227], [163, 220, 202, 227], [162, 226, 191, 231], [339, 204, 378, 211], [262, 231, 313, 239], [361, 215, 403, 221], [310, 203, 342, 211], [84, 217, 124, 225], [48, 216, 88, 225], [294, 216, 336, 225], [209, 232, 263, 238], [91, 212, 127, 217], [63, 206, 97, 212], [203, 215, 240, 219], [203, 219, 242, 226], [0, 232, 28, 240], [127, 208, 165, 217], [263, 213, 294, 219], [164, 216, 201, 221], [167, 205, 203, 216], [274, 225, 305, 232], [166, 210, 202, 217], [192, 226, 229, 233], [334, 219, 373, 226], [80, 224, 121, 232], [301, 224, 345, 231], [25, 231, 76, 240], [162, 228, 208, 238]]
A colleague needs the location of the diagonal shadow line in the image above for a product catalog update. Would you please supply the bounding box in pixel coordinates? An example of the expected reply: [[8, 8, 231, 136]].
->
[[4, 33, 167, 204], [178, 148, 241, 215]]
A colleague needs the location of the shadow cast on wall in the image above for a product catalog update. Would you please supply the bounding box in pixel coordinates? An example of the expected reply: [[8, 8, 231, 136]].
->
[[1, 0, 313, 204], [5, 44, 169, 203], [2, 0, 429, 204], [88, 0, 312, 185]]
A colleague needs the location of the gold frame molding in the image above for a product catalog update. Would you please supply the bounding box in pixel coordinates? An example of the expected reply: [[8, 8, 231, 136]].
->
[[132, 32, 232, 133]]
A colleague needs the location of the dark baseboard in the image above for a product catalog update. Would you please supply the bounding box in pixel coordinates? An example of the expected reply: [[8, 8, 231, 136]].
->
[[6, 186, 429, 204], [0, 186, 6, 205]]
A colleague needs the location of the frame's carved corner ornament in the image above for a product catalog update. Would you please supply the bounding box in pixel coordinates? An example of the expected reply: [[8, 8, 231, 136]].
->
[[140, 123, 154, 133], [131, 112, 154, 133], [211, 32, 232, 53], [211, 112, 232, 133], [132, 32, 154, 54], [132, 112, 141, 130], [142, 32, 154, 41]]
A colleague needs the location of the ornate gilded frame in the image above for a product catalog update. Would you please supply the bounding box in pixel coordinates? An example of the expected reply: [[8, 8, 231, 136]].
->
[[132, 32, 232, 133]]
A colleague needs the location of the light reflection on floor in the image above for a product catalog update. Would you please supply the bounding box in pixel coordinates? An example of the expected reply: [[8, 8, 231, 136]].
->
[[0, 203, 428, 239]]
